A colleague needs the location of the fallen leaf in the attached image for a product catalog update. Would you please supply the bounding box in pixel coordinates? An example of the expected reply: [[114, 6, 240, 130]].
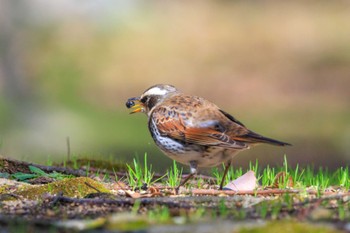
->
[[148, 186, 162, 197], [124, 190, 141, 198], [223, 170, 257, 191]]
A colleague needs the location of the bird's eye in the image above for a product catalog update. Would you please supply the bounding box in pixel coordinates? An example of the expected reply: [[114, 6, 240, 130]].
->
[[140, 96, 148, 103]]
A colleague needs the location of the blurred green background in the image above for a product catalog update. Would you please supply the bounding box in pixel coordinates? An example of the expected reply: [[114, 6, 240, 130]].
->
[[0, 0, 349, 172]]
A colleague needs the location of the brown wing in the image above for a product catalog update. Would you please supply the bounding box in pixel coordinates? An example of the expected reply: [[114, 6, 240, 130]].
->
[[150, 93, 290, 148], [150, 103, 249, 149]]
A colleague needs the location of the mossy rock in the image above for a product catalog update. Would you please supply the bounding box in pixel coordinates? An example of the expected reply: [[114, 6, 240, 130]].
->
[[15, 177, 110, 200]]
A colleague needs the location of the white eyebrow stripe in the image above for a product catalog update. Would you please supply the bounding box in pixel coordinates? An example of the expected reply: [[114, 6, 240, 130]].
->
[[144, 87, 168, 96]]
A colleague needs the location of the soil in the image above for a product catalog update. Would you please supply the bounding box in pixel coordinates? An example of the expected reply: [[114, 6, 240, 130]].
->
[[0, 156, 348, 233]]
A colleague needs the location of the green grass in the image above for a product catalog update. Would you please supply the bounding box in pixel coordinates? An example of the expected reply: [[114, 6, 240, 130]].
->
[[126, 153, 164, 189], [124, 154, 349, 191], [148, 206, 171, 223], [166, 160, 183, 188], [337, 166, 349, 188]]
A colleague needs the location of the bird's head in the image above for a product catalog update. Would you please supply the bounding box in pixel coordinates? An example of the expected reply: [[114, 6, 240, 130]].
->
[[126, 84, 178, 115]]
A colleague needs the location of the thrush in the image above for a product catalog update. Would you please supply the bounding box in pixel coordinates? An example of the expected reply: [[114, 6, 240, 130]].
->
[[126, 84, 290, 190]]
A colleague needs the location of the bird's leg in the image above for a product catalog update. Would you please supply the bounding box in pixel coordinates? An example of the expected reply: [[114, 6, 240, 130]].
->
[[220, 160, 231, 190], [175, 161, 197, 194]]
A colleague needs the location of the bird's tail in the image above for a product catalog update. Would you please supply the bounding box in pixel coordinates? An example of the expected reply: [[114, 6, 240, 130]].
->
[[240, 131, 291, 146]]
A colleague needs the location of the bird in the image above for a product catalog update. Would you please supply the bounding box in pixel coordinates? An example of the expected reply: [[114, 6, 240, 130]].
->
[[126, 84, 291, 190]]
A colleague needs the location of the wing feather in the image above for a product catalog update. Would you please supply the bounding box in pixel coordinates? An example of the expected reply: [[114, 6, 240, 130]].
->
[[149, 93, 289, 148], [151, 106, 248, 149]]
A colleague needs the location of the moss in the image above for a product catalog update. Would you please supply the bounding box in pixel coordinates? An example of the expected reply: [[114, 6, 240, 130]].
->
[[0, 184, 11, 194], [0, 179, 31, 201], [15, 177, 110, 200], [239, 221, 342, 233]]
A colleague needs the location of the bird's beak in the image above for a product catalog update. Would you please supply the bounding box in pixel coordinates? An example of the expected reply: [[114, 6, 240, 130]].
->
[[126, 97, 144, 114]]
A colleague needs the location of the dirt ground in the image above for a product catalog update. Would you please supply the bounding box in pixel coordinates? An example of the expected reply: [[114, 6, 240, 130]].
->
[[0, 156, 348, 233]]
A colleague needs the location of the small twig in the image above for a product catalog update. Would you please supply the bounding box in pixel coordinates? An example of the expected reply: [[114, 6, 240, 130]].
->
[[191, 188, 350, 196], [0, 156, 86, 177], [191, 189, 300, 196], [0, 193, 21, 201], [84, 182, 101, 193], [31, 164, 86, 176], [49, 192, 64, 207], [45, 194, 197, 209]]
